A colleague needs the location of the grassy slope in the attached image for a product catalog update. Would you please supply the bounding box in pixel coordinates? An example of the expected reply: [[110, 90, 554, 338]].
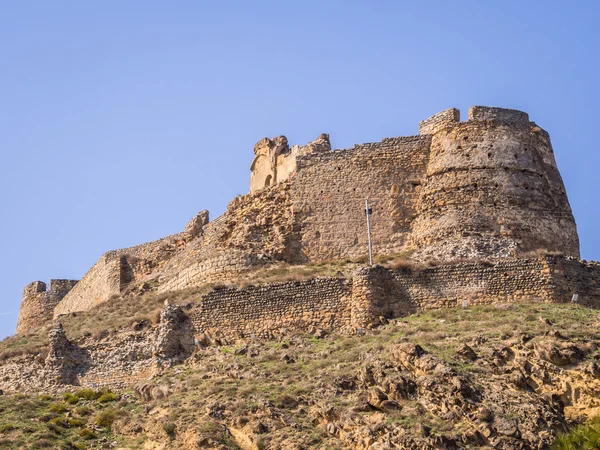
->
[[1, 299, 599, 448]]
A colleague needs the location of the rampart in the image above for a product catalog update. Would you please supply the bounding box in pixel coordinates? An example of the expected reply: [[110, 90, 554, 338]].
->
[[5, 255, 600, 394], [15, 105, 584, 327]]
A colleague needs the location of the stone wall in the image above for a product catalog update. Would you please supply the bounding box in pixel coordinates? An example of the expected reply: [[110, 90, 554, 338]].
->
[[17, 280, 79, 333], [18, 105, 582, 325], [5, 255, 600, 393], [411, 106, 579, 261], [388, 258, 555, 310], [290, 136, 431, 262], [547, 257, 600, 308], [188, 277, 353, 340], [53, 231, 187, 318]]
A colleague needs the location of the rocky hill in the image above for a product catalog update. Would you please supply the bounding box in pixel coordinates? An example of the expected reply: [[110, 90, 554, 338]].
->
[[1, 300, 599, 449]]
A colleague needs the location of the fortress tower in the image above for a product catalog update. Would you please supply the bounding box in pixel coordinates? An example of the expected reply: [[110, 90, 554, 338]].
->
[[16, 280, 79, 333], [411, 106, 579, 260]]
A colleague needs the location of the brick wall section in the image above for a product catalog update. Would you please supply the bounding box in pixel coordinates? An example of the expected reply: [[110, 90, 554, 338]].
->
[[188, 278, 353, 339], [17, 280, 79, 333]]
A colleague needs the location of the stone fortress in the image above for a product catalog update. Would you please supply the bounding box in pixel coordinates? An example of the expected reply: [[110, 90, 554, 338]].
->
[[16, 106, 600, 340]]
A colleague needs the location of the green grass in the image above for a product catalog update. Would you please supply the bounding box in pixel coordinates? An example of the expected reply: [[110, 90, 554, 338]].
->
[[553, 416, 600, 449], [0, 389, 139, 449]]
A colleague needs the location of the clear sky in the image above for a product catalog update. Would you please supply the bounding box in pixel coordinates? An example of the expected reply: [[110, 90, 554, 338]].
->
[[1, 1, 599, 339]]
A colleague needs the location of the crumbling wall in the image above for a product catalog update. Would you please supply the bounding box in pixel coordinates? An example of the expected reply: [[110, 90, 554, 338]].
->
[[388, 258, 555, 309], [28, 106, 581, 324], [412, 106, 579, 261], [17, 280, 79, 333], [52, 231, 188, 317], [546, 257, 600, 308]]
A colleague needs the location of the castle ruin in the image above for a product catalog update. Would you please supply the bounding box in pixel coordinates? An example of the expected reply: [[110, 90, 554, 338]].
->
[[17, 106, 591, 337]]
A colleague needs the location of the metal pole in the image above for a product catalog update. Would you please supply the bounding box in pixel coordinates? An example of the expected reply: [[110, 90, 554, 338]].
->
[[365, 199, 373, 265]]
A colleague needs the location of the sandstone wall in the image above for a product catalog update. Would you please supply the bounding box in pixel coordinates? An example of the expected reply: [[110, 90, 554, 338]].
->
[[412, 106, 579, 261], [26, 105, 581, 323], [6, 255, 600, 393], [53, 232, 186, 317], [16, 280, 79, 333], [290, 136, 431, 262], [548, 257, 600, 308], [388, 258, 555, 310], [188, 277, 352, 340]]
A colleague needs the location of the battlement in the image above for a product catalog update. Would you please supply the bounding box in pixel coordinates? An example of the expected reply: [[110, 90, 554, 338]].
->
[[468, 105, 530, 126], [419, 108, 461, 135]]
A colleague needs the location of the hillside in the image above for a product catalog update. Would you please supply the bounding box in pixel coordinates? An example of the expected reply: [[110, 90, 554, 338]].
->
[[1, 301, 599, 449]]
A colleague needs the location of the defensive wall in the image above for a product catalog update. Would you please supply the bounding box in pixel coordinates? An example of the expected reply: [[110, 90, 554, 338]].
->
[[4, 254, 600, 393], [16, 106, 583, 332]]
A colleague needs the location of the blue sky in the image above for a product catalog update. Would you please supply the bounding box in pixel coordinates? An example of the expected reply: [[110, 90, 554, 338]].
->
[[1, 1, 598, 338]]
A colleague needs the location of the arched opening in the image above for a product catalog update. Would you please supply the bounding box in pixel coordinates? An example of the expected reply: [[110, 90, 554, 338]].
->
[[264, 175, 273, 187]]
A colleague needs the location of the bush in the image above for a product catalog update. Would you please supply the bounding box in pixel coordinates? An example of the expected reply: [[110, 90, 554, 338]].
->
[[48, 417, 68, 428], [48, 403, 68, 413], [0, 423, 17, 433], [74, 406, 92, 416], [553, 416, 600, 449], [74, 389, 101, 401], [94, 410, 116, 429], [63, 393, 79, 405], [67, 418, 86, 428], [78, 428, 96, 440], [163, 422, 176, 438], [97, 391, 120, 404]]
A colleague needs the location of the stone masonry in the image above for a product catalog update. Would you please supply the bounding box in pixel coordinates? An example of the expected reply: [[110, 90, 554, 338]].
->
[[4, 255, 600, 393], [15, 106, 585, 333]]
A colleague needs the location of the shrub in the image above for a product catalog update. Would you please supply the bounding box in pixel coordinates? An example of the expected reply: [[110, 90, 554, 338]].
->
[[74, 406, 92, 416], [97, 391, 120, 404], [67, 418, 86, 428], [48, 403, 68, 413], [0, 423, 16, 433], [48, 417, 68, 428], [553, 416, 600, 449], [63, 393, 79, 405], [163, 422, 176, 438], [78, 428, 96, 440], [74, 389, 100, 401], [94, 410, 116, 429]]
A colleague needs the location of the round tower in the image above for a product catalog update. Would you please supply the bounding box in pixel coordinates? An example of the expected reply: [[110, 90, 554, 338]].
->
[[411, 106, 579, 261]]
